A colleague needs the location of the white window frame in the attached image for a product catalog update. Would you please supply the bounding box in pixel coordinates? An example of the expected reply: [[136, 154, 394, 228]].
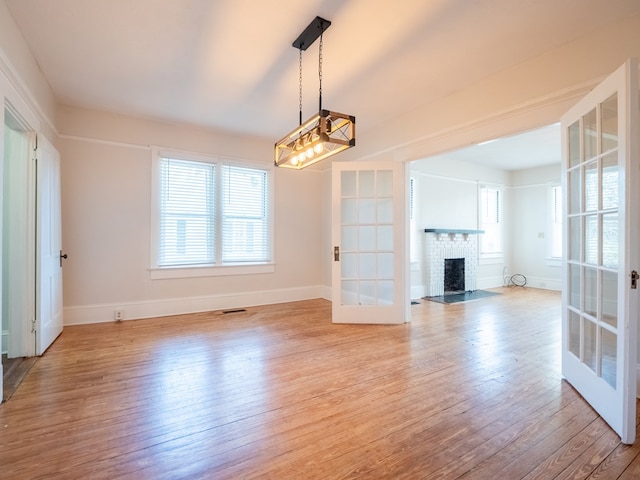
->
[[546, 183, 562, 267], [478, 183, 504, 264], [149, 147, 274, 279], [409, 177, 418, 263]]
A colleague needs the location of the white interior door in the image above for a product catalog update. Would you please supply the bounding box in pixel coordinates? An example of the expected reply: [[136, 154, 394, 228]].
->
[[561, 59, 639, 444], [331, 161, 407, 324], [36, 135, 63, 354]]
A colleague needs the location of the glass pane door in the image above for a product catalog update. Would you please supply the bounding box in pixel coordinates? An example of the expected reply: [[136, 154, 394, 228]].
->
[[561, 59, 638, 444], [567, 93, 619, 387], [332, 161, 406, 324]]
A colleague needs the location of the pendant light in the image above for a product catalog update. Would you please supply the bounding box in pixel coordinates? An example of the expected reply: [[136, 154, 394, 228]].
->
[[274, 16, 356, 169]]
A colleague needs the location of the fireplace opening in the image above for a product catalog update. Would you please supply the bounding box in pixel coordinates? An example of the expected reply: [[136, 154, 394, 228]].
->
[[444, 258, 465, 294]]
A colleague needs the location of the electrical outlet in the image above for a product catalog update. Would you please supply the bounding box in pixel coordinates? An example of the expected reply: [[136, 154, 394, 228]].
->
[[114, 309, 124, 321]]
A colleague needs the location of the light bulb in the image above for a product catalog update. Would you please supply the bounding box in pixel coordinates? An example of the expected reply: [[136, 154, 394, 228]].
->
[[290, 156, 300, 166], [306, 148, 314, 159], [314, 142, 324, 154]]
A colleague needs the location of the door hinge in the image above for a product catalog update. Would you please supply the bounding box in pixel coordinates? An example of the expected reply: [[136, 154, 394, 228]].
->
[[631, 270, 639, 289], [334, 246, 340, 261], [60, 250, 68, 267]]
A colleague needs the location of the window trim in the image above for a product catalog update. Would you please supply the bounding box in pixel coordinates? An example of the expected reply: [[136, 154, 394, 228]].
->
[[546, 182, 562, 266], [478, 183, 504, 261], [150, 147, 274, 279]]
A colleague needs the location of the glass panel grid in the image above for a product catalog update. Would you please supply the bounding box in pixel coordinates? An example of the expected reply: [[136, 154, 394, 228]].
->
[[602, 328, 617, 389], [565, 94, 621, 388], [601, 93, 618, 154], [340, 169, 395, 306]]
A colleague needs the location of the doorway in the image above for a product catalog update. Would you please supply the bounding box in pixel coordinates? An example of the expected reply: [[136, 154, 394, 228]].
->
[[409, 124, 562, 300], [2, 106, 37, 399]]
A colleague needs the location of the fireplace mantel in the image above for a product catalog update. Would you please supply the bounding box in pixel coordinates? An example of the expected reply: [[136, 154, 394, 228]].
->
[[424, 229, 484, 234]]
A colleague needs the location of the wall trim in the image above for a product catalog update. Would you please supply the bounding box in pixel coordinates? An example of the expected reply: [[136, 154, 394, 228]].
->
[[59, 133, 151, 151], [477, 276, 507, 290], [411, 285, 426, 300], [0, 48, 57, 136], [63, 285, 326, 325], [358, 76, 601, 163], [410, 170, 483, 186], [320, 285, 331, 302], [506, 275, 561, 291], [1, 329, 8, 354]]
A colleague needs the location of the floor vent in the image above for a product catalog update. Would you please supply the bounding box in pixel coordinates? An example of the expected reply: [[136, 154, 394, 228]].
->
[[222, 308, 247, 314]]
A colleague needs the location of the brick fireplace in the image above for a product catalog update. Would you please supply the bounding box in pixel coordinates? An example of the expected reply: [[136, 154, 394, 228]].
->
[[424, 229, 483, 297]]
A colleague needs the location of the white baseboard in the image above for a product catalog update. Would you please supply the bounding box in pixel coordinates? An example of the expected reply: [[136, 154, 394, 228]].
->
[[63, 285, 326, 325], [477, 275, 561, 291], [411, 285, 427, 300], [2, 329, 8, 354], [504, 275, 561, 291], [476, 276, 505, 290], [320, 285, 331, 302]]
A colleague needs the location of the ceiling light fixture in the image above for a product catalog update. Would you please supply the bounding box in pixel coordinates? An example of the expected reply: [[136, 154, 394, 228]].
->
[[275, 16, 355, 170]]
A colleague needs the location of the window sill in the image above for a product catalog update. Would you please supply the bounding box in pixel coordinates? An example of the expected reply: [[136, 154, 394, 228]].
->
[[149, 263, 275, 280], [546, 257, 562, 267]]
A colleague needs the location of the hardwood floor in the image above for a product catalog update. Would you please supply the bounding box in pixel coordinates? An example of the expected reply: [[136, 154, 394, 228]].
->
[[1, 287, 639, 479], [2, 355, 38, 402]]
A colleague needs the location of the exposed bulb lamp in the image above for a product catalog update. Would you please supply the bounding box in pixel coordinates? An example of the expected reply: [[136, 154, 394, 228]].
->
[[275, 16, 355, 170]]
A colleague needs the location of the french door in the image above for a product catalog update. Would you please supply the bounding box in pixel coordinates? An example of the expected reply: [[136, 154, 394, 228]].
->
[[561, 59, 639, 444], [331, 161, 407, 324], [36, 135, 64, 354]]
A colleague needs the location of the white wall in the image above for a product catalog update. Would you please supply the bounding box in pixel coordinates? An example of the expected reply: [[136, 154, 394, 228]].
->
[[0, 2, 56, 143], [58, 106, 325, 324], [508, 164, 561, 290], [407, 159, 563, 297], [409, 158, 510, 298]]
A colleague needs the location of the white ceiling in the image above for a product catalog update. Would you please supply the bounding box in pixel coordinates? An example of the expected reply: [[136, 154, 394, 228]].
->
[[4, 0, 639, 166], [422, 123, 561, 171]]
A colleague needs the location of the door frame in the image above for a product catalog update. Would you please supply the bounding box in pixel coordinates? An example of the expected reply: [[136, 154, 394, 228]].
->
[[1, 76, 42, 401]]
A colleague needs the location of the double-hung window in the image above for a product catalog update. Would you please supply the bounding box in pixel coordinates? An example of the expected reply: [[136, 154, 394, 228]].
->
[[479, 184, 503, 260], [150, 148, 273, 279]]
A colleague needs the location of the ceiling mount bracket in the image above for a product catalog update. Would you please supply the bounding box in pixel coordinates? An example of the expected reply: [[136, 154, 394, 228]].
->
[[292, 16, 331, 51]]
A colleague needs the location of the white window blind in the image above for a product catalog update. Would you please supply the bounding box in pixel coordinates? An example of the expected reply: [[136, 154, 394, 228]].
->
[[159, 158, 215, 266], [480, 186, 503, 256], [222, 165, 269, 263], [156, 155, 271, 270]]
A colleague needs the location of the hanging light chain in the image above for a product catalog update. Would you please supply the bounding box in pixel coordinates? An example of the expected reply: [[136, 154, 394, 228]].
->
[[298, 47, 303, 126], [318, 32, 323, 112]]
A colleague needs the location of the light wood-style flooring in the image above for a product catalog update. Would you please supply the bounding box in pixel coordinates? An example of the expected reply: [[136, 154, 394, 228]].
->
[[1, 287, 639, 479]]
